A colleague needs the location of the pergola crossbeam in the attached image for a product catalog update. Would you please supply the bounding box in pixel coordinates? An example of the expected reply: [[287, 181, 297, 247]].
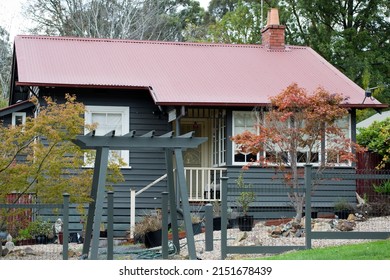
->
[[105, 130, 115, 137], [72, 131, 207, 260], [141, 130, 155, 138]]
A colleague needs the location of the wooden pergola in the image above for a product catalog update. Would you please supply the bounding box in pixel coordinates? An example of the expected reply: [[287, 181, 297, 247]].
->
[[72, 130, 207, 260]]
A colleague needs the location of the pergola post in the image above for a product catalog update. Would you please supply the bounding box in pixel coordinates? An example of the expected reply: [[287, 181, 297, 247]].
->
[[174, 148, 197, 260], [73, 131, 206, 260], [82, 147, 109, 259], [165, 149, 180, 252]]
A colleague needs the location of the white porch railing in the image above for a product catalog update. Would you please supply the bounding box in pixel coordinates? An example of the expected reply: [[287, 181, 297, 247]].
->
[[129, 167, 226, 238], [129, 174, 167, 239], [183, 167, 227, 202]]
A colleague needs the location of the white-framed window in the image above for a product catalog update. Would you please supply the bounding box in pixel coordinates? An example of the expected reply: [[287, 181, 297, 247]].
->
[[84, 106, 130, 167], [12, 112, 26, 126], [232, 111, 260, 165], [326, 115, 351, 166], [212, 109, 226, 166], [232, 111, 352, 167]]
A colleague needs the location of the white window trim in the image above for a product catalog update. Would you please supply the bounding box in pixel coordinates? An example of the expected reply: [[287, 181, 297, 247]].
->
[[232, 111, 260, 166], [212, 110, 227, 167], [232, 111, 352, 167], [12, 112, 26, 126], [325, 115, 352, 167], [84, 105, 130, 168]]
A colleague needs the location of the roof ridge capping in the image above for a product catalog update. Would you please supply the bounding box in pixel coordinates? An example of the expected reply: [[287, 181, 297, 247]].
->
[[16, 34, 301, 51]]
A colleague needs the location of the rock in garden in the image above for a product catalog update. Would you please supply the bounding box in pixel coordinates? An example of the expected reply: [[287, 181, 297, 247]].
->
[[313, 222, 332, 231], [295, 229, 305, 238], [270, 226, 282, 238], [235, 232, 248, 243], [336, 220, 355, 231], [5, 234, 15, 252], [347, 214, 356, 221], [1, 247, 9, 257], [5, 241, 15, 252], [24, 247, 36, 255], [67, 248, 81, 258]]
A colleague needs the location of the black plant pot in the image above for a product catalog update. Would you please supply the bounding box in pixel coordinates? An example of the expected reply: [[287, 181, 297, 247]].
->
[[213, 217, 222, 231], [228, 218, 236, 228], [100, 230, 107, 238], [303, 211, 318, 219], [144, 229, 162, 248], [237, 215, 254, 231], [35, 235, 48, 244], [335, 210, 350, 219]]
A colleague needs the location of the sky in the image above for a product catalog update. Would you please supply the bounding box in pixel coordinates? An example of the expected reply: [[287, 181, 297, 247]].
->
[[0, 0, 210, 40], [0, 0, 28, 39]]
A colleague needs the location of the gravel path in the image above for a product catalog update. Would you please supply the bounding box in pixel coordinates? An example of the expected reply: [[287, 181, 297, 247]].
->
[[177, 216, 390, 260], [2, 216, 389, 260]]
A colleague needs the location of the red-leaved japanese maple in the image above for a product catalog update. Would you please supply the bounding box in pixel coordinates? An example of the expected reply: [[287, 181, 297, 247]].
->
[[231, 83, 361, 223]]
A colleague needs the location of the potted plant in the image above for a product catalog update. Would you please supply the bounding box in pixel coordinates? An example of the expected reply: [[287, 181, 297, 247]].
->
[[191, 214, 203, 235], [29, 218, 53, 244], [211, 200, 223, 230], [236, 173, 256, 231], [134, 213, 162, 248], [334, 198, 354, 219], [100, 223, 107, 238], [14, 228, 34, 246]]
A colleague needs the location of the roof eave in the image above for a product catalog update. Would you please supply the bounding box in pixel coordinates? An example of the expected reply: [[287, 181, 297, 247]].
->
[[0, 100, 35, 117], [15, 82, 150, 91], [340, 103, 389, 109]]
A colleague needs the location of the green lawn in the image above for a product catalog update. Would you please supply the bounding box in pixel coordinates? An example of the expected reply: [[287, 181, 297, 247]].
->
[[256, 239, 390, 260]]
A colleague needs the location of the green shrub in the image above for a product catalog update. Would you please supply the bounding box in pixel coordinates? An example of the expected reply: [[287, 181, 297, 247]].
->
[[373, 181, 390, 194]]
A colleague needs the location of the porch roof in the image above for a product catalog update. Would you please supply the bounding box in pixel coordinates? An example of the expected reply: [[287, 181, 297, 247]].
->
[[13, 35, 385, 109]]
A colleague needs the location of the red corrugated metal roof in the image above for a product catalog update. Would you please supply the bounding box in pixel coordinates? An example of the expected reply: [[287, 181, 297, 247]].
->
[[13, 35, 385, 108]]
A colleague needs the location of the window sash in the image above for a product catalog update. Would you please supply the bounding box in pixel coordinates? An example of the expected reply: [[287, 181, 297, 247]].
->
[[232, 111, 259, 165], [85, 106, 130, 167], [12, 112, 26, 126], [212, 109, 226, 166], [232, 111, 351, 167], [325, 115, 351, 166]]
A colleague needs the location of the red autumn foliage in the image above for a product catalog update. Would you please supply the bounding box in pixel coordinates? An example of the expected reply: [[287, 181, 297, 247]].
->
[[231, 83, 363, 222]]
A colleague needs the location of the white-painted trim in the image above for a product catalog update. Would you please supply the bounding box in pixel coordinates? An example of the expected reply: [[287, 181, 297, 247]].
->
[[12, 112, 26, 126], [84, 105, 130, 167]]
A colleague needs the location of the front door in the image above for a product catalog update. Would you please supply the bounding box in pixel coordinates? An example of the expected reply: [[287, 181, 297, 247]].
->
[[180, 119, 210, 200]]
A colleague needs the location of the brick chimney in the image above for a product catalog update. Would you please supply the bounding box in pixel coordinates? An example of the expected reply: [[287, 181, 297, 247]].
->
[[261, 8, 285, 49]]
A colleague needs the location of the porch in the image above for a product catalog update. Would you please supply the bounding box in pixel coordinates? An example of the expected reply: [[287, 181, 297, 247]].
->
[[184, 167, 226, 202], [129, 166, 226, 238]]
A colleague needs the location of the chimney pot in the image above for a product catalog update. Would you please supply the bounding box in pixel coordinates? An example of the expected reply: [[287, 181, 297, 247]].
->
[[261, 8, 285, 49], [267, 8, 280, 25]]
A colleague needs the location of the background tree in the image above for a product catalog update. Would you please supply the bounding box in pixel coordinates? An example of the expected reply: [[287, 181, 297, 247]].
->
[[279, 0, 390, 121], [200, 0, 278, 43], [357, 117, 390, 169], [207, 0, 262, 44], [0, 95, 124, 232], [231, 83, 358, 223], [24, 0, 205, 41], [0, 26, 11, 106], [201, 0, 389, 121]]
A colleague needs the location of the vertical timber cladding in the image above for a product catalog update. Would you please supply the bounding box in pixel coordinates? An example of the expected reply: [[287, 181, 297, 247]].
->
[[226, 166, 357, 220]]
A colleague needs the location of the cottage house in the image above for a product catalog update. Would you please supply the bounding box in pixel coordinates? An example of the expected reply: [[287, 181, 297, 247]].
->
[[2, 9, 386, 236]]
